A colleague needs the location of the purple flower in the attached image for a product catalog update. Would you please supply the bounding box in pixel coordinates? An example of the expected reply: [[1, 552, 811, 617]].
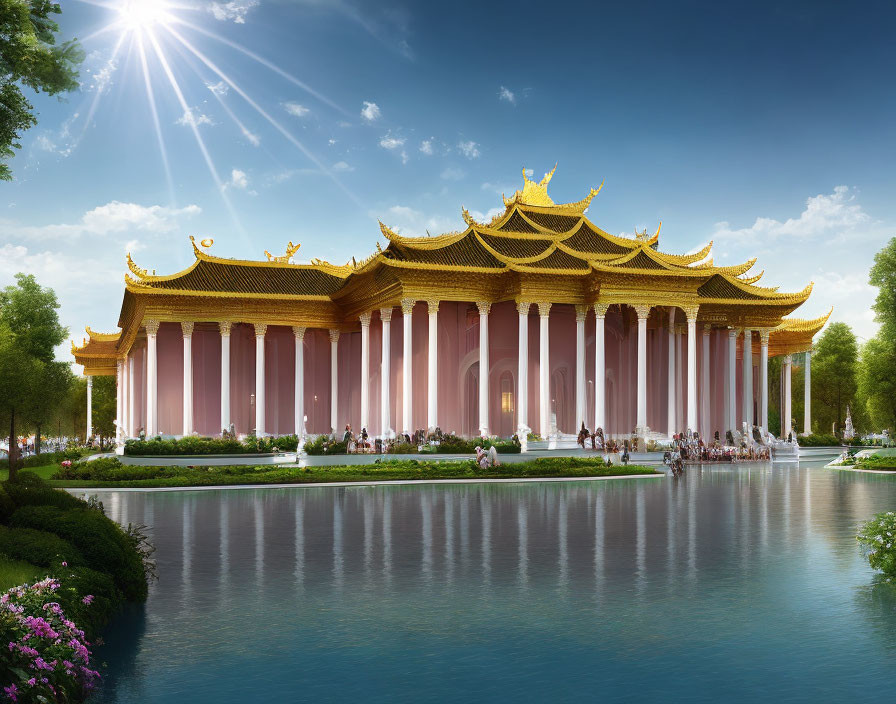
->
[[81, 595, 94, 606], [3, 683, 17, 701]]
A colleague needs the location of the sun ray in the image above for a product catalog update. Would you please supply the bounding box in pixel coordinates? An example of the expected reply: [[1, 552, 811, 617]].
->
[[136, 31, 176, 206], [169, 16, 349, 117], [145, 28, 245, 236], [76, 31, 127, 144], [162, 24, 363, 207]]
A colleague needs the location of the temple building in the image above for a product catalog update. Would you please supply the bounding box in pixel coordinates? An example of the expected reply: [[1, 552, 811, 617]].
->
[[72, 167, 829, 444]]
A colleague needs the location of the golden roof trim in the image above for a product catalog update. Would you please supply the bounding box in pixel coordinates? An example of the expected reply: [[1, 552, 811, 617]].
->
[[501, 165, 604, 214], [774, 307, 832, 333], [84, 325, 121, 341]]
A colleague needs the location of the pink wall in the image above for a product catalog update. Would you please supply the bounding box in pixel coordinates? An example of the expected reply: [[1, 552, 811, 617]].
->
[[136, 304, 771, 440]]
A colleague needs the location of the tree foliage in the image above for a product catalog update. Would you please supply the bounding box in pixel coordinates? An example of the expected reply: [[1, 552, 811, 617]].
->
[[869, 237, 896, 337], [810, 322, 859, 435], [0, 0, 83, 180]]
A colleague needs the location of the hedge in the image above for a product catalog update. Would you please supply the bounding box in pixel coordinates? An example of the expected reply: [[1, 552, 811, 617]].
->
[[10, 505, 148, 601], [124, 434, 299, 456], [799, 434, 865, 447], [0, 525, 82, 568]]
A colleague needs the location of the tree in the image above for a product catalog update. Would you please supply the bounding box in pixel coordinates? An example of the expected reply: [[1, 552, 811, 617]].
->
[[0, 273, 68, 478], [869, 237, 896, 337], [91, 375, 116, 448], [858, 336, 896, 432], [811, 322, 859, 436], [1, 0, 83, 180]]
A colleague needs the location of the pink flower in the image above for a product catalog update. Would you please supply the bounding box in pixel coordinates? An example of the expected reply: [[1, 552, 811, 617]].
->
[[81, 595, 94, 605], [3, 683, 18, 701], [61, 561, 67, 567]]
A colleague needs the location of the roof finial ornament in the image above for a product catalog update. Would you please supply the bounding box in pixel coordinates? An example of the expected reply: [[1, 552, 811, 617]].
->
[[264, 241, 301, 263]]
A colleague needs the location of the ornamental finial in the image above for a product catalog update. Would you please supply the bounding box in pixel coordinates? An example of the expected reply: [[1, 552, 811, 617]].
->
[[264, 241, 301, 263]]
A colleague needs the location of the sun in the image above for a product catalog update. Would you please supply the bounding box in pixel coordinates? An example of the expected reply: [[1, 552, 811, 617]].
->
[[118, 0, 172, 31]]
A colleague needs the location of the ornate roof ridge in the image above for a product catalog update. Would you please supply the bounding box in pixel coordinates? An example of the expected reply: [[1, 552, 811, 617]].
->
[[84, 325, 121, 341], [740, 270, 765, 284], [500, 165, 604, 214], [378, 221, 468, 249], [774, 307, 832, 333]]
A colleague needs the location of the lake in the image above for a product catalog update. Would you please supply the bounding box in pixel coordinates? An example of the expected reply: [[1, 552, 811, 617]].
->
[[89, 455, 896, 702]]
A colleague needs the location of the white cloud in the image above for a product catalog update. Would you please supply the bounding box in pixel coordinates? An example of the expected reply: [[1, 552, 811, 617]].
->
[[209, 0, 258, 23], [241, 127, 261, 146], [468, 206, 506, 223], [375, 205, 457, 236], [328, 138, 337, 146], [419, 139, 434, 155], [361, 101, 381, 122], [400, 150, 409, 165], [91, 59, 117, 95], [457, 140, 480, 159], [440, 167, 464, 181], [207, 81, 229, 97], [498, 86, 516, 105], [332, 161, 354, 172], [379, 134, 405, 150], [283, 101, 310, 117], [176, 108, 214, 127], [712, 186, 870, 245], [228, 168, 249, 190]]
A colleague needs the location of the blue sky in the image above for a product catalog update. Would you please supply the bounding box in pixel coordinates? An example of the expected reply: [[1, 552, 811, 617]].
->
[[2, 0, 894, 354]]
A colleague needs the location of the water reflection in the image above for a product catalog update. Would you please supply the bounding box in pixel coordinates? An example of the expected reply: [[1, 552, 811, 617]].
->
[[92, 461, 896, 703]]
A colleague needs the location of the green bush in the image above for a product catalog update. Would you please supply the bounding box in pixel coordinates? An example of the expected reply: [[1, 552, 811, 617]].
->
[[0, 451, 70, 469], [799, 434, 865, 447], [854, 455, 896, 471], [0, 486, 14, 524], [0, 525, 82, 567], [54, 564, 122, 638], [428, 435, 521, 454], [10, 506, 148, 601], [303, 436, 348, 455], [125, 434, 300, 455], [3, 474, 89, 512], [857, 511, 896, 578]]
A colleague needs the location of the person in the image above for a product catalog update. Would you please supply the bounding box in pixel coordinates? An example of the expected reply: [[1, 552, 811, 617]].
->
[[577, 422, 589, 449], [475, 446, 489, 470], [488, 445, 500, 467], [359, 427, 370, 451], [621, 440, 630, 466]]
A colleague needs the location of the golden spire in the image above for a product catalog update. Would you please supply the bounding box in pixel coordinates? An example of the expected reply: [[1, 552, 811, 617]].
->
[[503, 165, 557, 207]]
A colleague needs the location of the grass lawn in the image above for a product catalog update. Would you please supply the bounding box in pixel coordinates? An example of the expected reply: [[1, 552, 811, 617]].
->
[[0, 555, 43, 591], [0, 464, 62, 482], [48, 459, 662, 489]]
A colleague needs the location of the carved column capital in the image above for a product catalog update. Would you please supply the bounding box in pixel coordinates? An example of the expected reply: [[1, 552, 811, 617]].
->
[[537, 301, 552, 317], [682, 304, 700, 322], [359, 312, 372, 327], [218, 321, 233, 337], [254, 323, 267, 338], [703, 324, 712, 335], [400, 298, 415, 315], [180, 321, 195, 338], [379, 307, 393, 323], [632, 304, 651, 320], [575, 305, 587, 323], [593, 302, 610, 318], [476, 301, 492, 316], [329, 329, 341, 344], [728, 327, 739, 339], [144, 319, 160, 336], [292, 326, 306, 340], [426, 299, 439, 314], [516, 301, 531, 316], [783, 354, 792, 365], [759, 329, 771, 345]]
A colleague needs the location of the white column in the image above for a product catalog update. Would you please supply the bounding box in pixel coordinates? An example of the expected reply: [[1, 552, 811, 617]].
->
[[538, 302, 552, 438], [426, 302, 438, 431], [803, 350, 811, 435], [86, 375, 93, 441], [127, 353, 135, 437], [254, 323, 267, 436], [701, 325, 711, 438], [401, 298, 414, 436], [359, 314, 371, 432], [634, 304, 651, 432], [329, 329, 340, 435], [742, 329, 753, 430], [476, 301, 491, 437], [121, 356, 129, 439], [783, 354, 793, 439], [380, 308, 393, 438], [667, 307, 676, 437], [575, 305, 586, 431], [219, 322, 232, 434], [293, 327, 306, 439], [594, 304, 608, 432], [686, 307, 699, 433], [181, 321, 194, 436], [145, 319, 159, 436], [115, 358, 123, 443], [727, 328, 738, 433], [517, 302, 530, 435], [759, 330, 769, 434]]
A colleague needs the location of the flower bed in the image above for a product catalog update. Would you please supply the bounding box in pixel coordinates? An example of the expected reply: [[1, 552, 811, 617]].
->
[[50, 456, 660, 488], [124, 435, 299, 456]]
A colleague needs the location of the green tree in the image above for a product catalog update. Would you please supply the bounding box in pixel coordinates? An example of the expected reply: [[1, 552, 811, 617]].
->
[[811, 322, 859, 436], [0, 273, 68, 478], [858, 336, 896, 432], [869, 237, 896, 337], [1, 0, 83, 180]]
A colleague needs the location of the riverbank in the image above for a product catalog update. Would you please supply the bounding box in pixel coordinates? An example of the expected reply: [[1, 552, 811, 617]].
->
[[50, 456, 662, 489]]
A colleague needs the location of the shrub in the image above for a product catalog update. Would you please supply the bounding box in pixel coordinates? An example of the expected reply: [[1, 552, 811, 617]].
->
[[857, 511, 896, 578], [303, 436, 348, 455], [799, 434, 864, 447], [10, 507, 147, 601], [0, 487, 14, 524], [0, 451, 69, 470], [53, 564, 122, 638], [854, 455, 896, 471], [0, 526, 81, 568], [0, 577, 101, 702]]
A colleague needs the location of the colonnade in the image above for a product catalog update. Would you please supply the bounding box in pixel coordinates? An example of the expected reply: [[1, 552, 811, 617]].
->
[[106, 302, 813, 443]]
